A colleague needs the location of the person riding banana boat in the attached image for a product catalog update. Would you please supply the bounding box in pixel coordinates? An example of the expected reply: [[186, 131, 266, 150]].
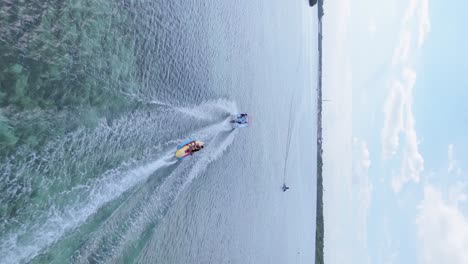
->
[[175, 139, 205, 160], [186, 141, 204, 155]]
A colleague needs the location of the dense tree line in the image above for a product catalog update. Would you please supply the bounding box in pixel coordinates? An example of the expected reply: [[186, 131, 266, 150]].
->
[[315, 145, 324, 264], [315, 1, 324, 262]]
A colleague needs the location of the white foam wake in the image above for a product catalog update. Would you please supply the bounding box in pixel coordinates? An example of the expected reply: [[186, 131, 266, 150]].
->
[[135, 122, 237, 264], [0, 98, 239, 264], [72, 119, 237, 264], [0, 152, 176, 264]]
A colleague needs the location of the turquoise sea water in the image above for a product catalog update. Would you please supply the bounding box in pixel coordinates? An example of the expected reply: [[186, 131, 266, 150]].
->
[[0, 0, 318, 263]]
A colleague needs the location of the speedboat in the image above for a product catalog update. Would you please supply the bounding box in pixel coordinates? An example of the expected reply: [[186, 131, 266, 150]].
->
[[230, 113, 250, 128]]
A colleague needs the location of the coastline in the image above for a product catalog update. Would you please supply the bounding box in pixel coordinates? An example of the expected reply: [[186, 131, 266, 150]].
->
[[315, 0, 324, 263]]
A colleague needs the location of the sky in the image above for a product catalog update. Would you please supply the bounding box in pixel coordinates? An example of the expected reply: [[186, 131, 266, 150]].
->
[[322, 0, 468, 263]]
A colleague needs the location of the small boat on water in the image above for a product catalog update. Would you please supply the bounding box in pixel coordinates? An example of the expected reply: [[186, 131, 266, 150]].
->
[[230, 113, 250, 128]]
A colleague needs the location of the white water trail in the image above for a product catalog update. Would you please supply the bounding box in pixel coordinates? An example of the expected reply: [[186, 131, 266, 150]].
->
[[125, 90, 235, 122], [173, 100, 236, 121], [73, 119, 237, 264], [0, 98, 238, 264], [125, 89, 235, 122], [0, 152, 176, 264], [135, 123, 237, 264]]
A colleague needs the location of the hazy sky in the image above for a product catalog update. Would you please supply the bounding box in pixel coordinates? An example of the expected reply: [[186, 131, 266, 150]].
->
[[322, 0, 468, 263]]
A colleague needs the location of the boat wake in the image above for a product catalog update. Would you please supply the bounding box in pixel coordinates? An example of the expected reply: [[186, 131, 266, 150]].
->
[[72, 120, 237, 264], [0, 99, 238, 264]]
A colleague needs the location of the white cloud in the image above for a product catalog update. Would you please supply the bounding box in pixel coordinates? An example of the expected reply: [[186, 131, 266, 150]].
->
[[352, 138, 372, 210], [353, 137, 372, 183], [448, 144, 462, 176], [417, 0, 431, 47], [391, 30, 412, 66], [416, 185, 468, 264], [381, 0, 430, 192], [403, 0, 431, 47], [448, 181, 468, 205], [383, 68, 424, 193], [394, 99, 424, 192], [351, 138, 373, 263], [382, 69, 415, 159]]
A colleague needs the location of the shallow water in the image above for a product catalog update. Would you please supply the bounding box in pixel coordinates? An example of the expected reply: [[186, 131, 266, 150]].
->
[[0, 0, 318, 263]]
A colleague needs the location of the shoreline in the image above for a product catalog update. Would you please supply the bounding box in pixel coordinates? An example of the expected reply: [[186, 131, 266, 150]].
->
[[315, 0, 324, 263]]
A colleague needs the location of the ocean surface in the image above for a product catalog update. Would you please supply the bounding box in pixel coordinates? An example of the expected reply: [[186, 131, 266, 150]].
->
[[0, 0, 318, 263]]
